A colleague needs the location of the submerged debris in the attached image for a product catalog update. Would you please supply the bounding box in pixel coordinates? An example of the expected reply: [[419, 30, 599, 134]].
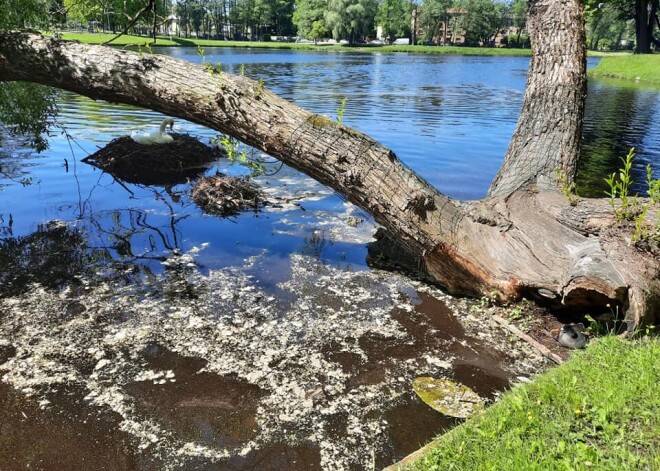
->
[[82, 134, 224, 186], [192, 174, 264, 216], [413, 377, 485, 418]]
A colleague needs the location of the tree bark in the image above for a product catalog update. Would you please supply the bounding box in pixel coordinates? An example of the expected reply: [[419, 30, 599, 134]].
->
[[0, 0, 658, 329], [635, 0, 652, 53], [489, 0, 586, 198]]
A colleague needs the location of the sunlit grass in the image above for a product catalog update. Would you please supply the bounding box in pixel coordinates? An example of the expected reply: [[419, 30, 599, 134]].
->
[[59, 32, 620, 60], [590, 54, 660, 84], [413, 336, 660, 470], [59, 32, 534, 55]]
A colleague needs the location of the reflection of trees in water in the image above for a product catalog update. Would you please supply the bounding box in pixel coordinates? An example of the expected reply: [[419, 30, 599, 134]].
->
[[301, 229, 331, 261], [0, 221, 108, 297], [0, 185, 202, 300], [84, 186, 201, 300], [579, 81, 657, 197]]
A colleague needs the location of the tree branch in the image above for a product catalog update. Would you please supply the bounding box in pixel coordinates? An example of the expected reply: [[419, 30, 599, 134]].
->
[[103, 0, 156, 45]]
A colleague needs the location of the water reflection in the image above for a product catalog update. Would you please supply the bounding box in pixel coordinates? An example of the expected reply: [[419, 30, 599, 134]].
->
[[579, 78, 660, 197], [0, 221, 108, 297]]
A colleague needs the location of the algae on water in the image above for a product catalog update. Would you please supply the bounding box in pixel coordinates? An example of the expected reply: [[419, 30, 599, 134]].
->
[[413, 377, 484, 418]]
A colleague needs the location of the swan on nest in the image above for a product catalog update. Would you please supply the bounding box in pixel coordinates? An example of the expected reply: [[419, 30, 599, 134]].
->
[[131, 118, 175, 145]]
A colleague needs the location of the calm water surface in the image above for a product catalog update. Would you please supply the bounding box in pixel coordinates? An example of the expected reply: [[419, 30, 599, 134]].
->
[[2, 49, 658, 276], [1, 49, 660, 469]]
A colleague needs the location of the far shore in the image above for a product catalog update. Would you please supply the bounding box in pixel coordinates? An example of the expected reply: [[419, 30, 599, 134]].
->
[[57, 31, 654, 85]]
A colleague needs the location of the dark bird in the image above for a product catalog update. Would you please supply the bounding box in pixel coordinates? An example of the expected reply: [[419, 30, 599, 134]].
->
[[556, 324, 587, 349]]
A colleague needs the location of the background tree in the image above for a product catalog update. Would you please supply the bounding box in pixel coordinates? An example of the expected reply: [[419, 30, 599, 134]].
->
[[0, 0, 58, 152], [590, 0, 659, 53], [586, 2, 633, 50], [272, 0, 296, 36], [0, 0, 50, 29], [456, 0, 504, 46], [293, 0, 328, 38], [418, 0, 451, 44], [325, 0, 378, 42], [508, 0, 527, 46], [376, 0, 411, 41]]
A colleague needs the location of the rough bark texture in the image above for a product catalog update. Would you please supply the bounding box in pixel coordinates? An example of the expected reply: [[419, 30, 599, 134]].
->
[[488, 0, 586, 198], [0, 0, 658, 329]]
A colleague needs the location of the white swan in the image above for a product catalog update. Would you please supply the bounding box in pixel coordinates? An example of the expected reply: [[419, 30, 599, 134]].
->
[[131, 118, 174, 145]]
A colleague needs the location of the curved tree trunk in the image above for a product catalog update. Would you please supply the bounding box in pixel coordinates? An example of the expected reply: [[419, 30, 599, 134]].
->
[[0, 0, 658, 328]]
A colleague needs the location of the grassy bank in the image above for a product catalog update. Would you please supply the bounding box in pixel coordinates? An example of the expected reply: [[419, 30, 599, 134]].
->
[[412, 336, 660, 470], [59, 32, 532, 56], [590, 53, 660, 84]]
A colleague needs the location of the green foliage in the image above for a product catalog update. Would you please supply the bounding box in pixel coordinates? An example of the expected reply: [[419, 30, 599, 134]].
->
[[556, 168, 578, 206], [0, 82, 58, 152], [0, 0, 50, 29], [418, 0, 451, 44], [255, 78, 265, 97], [604, 149, 659, 243], [585, 2, 634, 51], [375, 0, 411, 41], [416, 336, 660, 470], [584, 0, 658, 53], [509, 0, 527, 33], [293, 0, 328, 38], [604, 148, 636, 222], [456, 0, 505, 46], [308, 20, 329, 41], [336, 96, 347, 124], [325, 0, 378, 42], [64, 0, 171, 33], [647, 165, 660, 205], [505, 33, 529, 48], [210, 135, 266, 177]]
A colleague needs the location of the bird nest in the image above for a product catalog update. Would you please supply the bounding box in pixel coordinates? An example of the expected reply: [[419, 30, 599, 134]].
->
[[191, 174, 264, 217], [82, 134, 225, 186]]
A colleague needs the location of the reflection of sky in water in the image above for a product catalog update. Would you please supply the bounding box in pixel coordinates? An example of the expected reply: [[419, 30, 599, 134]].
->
[[1, 49, 659, 281], [169, 49, 531, 199]]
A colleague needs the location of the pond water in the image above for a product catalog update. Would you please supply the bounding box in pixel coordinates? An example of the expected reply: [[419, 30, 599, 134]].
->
[[1, 49, 660, 470]]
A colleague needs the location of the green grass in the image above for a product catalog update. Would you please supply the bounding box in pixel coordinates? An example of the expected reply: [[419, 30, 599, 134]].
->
[[58, 32, 533, 55], [590, 53, 660, 84], [413, 336, 660, 470]]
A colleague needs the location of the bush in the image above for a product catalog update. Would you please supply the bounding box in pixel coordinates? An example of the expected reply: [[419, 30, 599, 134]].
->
[[506, 33, 530, 48], [259, 34, 271, 42]]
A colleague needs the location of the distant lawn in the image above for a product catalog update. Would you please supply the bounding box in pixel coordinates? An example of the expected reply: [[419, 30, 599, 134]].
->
[[59, 32, 618, 59], [590, 53, 660, 84], [410, 336, 660, 470], [58, 32, 533, 56]]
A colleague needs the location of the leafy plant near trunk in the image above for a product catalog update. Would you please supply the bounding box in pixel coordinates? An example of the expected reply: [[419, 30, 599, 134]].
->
[[604, 148, 637, 222], [336, 96, 347, 124], [210, 135, 266, 176], [556, 168, 578, 206], [604, 148, 660, 243]]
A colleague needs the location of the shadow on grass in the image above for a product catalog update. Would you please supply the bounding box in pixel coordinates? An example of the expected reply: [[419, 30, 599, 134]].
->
[[170, 37, 196, 47]]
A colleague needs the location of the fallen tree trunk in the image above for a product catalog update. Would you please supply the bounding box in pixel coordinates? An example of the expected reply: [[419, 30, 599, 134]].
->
[[0, 0, 657, 328]]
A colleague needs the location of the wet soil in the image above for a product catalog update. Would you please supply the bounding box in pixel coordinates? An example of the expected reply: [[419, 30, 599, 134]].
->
[[0, 382, 140, 471]]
